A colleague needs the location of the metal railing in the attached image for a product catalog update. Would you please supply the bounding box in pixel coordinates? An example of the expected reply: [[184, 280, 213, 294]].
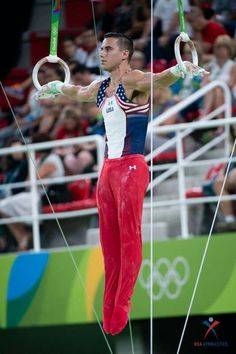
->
[[0, 135, 104, 251], [145, 80, 234, 238], [146, 117, 236, 238], [146, 80, 232, 163]]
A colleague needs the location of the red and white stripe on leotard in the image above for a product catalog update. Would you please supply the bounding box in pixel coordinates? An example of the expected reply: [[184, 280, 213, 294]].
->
[[115, 95, 149, 114]]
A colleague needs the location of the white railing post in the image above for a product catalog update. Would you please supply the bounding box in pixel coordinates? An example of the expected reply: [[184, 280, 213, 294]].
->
[[176, 131, 189, 238], [28, 150, 41, 252], [96, 135, 104, 171], [223, 84, 232, 157]]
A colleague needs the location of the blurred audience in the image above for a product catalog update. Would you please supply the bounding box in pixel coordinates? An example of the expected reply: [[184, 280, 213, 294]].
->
[[0, 65, 65, 146], [211, 127, 236, 230], [62, 36, 83, 64], [213, 0, 236, 37], [188, 6, 228, 63], [113, 0, 133, 35], [88, 1, 114, 41], [213, 161, 236, 231], [135, 0, 191, 63], [145, 87, 179, 153], [0, 138, 28, 198], [130, 50, 146, 70], [54, 105, 85, 140], [70, 63, 99, 86], [0, 133, 66, 252], [125, 0, 151, 39], [200, 35, 236, 121], [54, 106, 96, 175], [75, 28, 102, 75], [0, 138, 28, 252]]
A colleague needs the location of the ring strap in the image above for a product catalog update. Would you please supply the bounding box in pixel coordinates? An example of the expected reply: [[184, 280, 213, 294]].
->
[[50, 0, 61, 57], [177, 0, 186, 33]]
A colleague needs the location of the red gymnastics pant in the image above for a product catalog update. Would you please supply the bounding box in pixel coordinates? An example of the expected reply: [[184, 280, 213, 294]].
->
[[96, 154, 149, 335]]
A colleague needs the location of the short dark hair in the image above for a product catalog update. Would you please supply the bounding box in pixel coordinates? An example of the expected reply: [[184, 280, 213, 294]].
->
[[104, 32, 134, 62], [31, 132, 53, 155], [32, 132, 52, 144], [71, 63, 90, 75]]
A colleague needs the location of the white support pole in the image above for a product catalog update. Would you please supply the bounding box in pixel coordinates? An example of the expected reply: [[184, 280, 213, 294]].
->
[[28, 151, 41, 252], [176, 131, 189, 238]]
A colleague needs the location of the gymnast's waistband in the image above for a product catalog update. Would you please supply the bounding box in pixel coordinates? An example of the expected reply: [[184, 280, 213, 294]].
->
[[103, 154, 145, 163]]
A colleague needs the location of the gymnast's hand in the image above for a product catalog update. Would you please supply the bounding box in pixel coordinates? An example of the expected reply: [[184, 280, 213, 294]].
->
[[182, 61, 210, 78], [34, 80, 64, 100]]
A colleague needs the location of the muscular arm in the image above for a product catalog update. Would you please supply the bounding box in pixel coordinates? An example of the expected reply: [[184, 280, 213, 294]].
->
[[38, 79, 101, 102], [123, 68, 180, 92], [153, 69, 180, 88], [124, 63, 209, 92], [37, 162, 56, 179], [61, 80, 101, 102]]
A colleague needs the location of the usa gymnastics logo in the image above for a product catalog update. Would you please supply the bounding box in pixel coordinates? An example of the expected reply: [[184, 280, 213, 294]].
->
[[193, 317, 229, 348], [203, 317, 220, 339]]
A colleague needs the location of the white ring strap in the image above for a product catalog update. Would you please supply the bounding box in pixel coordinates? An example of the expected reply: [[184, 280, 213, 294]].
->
[[174, 32, 198, 74]]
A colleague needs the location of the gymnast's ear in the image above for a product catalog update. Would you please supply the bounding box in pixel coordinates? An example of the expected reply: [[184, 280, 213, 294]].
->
[[121, 50, 129, 61]]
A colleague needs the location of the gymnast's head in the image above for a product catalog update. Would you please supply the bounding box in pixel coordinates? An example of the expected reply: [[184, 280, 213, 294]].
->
[[100, 32, 134, 72]]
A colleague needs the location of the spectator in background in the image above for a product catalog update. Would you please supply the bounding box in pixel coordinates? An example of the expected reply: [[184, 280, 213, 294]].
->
[[62, 36, 101, 75], [113, 0, 133, 35], [188, 6, 228, 63], [0, 138, 28, 198], [61, 36, 83, 64], [129, 50, 146, 70], [88, 1, 114, 41], [54, 106, 96, 175], [195, 0, 216, 20], [83, 102, 104, 137], [0, 68, 47, 147], [63, 143, 96, 175], [69, 103, 104, 175], [213, 131, 236, 231], [125, 0, 151, 40], [135, 0, 191, 64], [213, 0, 236, 37], [213, 166, 236, 231], [54, 105, 85, 140], [75, 28, 102, 75], [0, 138, 28, 252], [70, 63, 99, 86], [0, 133, 66, 252], [145, 87, 179, 154], [0, 65, 66, 148], [200, 35, 236, 122]]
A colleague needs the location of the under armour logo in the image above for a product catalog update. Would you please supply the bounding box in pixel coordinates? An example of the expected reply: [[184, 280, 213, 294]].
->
[[129, 165, 136, 170]]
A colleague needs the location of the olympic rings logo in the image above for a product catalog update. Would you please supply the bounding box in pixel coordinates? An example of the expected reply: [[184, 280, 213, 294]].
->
[[139, 256, 190, 301]]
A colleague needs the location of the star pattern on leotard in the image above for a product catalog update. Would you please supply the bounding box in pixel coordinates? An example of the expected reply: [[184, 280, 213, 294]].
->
[[96, 79, 131, 107], [117, 84, 130, 102], [96, 79, 109, 107]]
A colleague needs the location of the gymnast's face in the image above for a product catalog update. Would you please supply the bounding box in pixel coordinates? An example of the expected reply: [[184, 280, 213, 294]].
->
[[100, 37, 129, 72]]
